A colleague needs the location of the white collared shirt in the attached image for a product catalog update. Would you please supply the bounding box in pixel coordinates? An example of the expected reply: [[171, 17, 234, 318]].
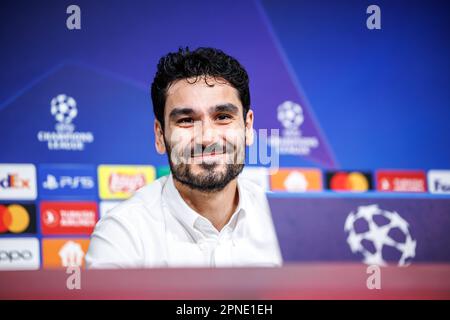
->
[[85, 174, 282, 268]]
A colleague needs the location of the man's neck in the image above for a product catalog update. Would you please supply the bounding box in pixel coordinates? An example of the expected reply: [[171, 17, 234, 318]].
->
[[173, 178, 239, 232]]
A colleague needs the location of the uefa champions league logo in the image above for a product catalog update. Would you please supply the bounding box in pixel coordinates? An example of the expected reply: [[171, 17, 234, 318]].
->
[[268, 100, 319, 156], [344, 204, 416, 266], [51, 94, 78, 125], [50, 94, 78, 133], [277, 101, 304, 130], [37, 94, 94, 151]]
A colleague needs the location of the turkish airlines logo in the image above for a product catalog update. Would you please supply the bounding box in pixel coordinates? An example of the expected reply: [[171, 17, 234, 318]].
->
[[0, 238, 40, 270], [42, 209, 60, 227], [0, 164, 37, 200], [40, 201, 98, 235], [376, 170, 427, 192]]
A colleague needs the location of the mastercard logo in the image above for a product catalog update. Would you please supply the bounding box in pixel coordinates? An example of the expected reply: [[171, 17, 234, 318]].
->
[[328, 172, 371, 191], [0, 204, 30, 233]]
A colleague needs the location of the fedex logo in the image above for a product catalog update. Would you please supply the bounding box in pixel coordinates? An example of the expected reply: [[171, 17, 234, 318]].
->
[[0, 164, 37, 200], [0, 174, 30, 189], [38, 164, 96, 198], [428, 170, 450, 194]]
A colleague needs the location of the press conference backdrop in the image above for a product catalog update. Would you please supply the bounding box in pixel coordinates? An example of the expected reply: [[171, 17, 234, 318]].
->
[[0, 0, 449, 271]]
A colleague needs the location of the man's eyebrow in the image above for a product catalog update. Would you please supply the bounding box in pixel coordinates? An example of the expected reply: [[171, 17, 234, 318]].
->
[[168, 107, 196, 119], [209, 103, 239, 114]]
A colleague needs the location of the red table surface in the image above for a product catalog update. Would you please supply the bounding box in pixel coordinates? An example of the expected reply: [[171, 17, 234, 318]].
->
[[0, 263, 449, 300]]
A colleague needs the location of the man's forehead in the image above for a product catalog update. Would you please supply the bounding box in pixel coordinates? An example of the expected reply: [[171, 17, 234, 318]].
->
[[167, 76, 232, 92], [165, 77, 242, 112]]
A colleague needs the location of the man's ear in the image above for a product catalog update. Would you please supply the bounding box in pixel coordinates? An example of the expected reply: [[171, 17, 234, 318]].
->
[[154, 119, 166, 154], [245, 109, 254, 146]]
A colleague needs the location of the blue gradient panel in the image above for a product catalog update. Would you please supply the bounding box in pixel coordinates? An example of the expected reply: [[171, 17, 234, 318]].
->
[[260, 0, 450, 169]]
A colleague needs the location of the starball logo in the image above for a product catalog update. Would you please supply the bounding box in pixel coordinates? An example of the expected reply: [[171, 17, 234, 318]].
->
[[268, 101, 320, 157]]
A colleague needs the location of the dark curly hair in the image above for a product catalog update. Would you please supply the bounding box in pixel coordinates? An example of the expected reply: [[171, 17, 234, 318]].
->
[[151, 47, 250, 130]]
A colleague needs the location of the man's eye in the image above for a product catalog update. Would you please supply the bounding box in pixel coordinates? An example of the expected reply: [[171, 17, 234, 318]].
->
[[216, 114, 232, 121], [177, 118, 193, 124]]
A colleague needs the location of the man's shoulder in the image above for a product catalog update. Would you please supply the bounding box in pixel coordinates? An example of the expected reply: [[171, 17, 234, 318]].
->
[[103, 175, 169, 222]]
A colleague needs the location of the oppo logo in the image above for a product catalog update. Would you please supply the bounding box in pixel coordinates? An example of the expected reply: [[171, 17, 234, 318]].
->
[[0, 250, 33, 262], [0, 238, 40, 270]]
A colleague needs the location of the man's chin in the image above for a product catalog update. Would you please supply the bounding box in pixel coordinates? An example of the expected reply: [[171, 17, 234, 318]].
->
[[190, 162, 226, 173]]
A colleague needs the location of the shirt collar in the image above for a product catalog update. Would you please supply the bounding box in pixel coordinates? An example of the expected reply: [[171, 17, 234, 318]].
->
[[163, 173, 247, 235]]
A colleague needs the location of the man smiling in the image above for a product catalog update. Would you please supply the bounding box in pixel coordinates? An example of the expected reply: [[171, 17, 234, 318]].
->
[[86, 47, 282, 268]]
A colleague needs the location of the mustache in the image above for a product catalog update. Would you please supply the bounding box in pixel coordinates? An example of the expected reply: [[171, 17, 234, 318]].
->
[[186, 142, 236, 157]]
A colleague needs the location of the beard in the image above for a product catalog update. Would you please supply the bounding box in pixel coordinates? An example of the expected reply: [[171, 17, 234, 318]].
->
[[164, 137, 245, 193]]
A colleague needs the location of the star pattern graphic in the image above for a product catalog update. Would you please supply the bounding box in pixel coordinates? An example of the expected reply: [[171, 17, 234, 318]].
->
[[344, 205, 416, 266]]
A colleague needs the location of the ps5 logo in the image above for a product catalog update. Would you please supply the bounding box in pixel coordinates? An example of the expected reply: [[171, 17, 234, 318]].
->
[[43, 174, 94, 190]]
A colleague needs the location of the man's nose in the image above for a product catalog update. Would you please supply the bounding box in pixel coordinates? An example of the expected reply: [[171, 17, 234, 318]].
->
[[195, 119, 219, 146]]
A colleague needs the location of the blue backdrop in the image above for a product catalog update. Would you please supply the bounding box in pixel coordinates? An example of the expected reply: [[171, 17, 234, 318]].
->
[[1, 0, 449, 169], [0, 1, 449, 268]]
